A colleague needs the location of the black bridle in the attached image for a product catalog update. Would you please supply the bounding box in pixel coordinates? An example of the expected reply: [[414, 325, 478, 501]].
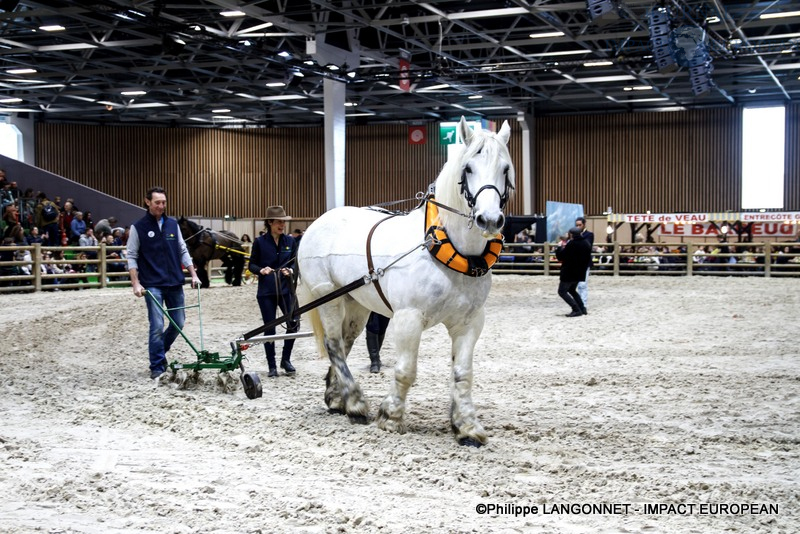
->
[[458, 164, 513, 210]]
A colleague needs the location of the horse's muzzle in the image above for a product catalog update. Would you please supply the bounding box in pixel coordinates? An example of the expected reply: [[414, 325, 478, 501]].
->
[[475, 212, 505, 236]]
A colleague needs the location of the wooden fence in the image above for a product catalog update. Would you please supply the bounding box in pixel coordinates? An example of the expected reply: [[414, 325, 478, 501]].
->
[[493, 241, 800, 277], [3, 240, 800, 293]]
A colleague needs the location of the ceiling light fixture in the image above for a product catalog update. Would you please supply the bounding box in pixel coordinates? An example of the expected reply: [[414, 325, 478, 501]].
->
[[220, 10, 246, 17], [121, 90, 146, 96], [529, 31, 565, 39], [417, 83, 450, 92], [468, 95, 483, 99], [265, 82, 285, 87], [7, 68, 37, 74], [240, 22, 273, 33], [584, 60, 613, 67], [212, 108, 231, 113], [0, 97, 22, 103], [40, 25, 65, 32], [759, 11, 800, 19]]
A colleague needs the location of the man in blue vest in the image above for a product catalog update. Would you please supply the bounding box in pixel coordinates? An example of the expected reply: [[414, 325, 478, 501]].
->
[[127, 187, 201, 380]]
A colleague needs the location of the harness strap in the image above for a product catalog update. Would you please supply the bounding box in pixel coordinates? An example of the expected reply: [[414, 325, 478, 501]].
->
[[242, 276, 369, 340], [366, 214, 397, 313]]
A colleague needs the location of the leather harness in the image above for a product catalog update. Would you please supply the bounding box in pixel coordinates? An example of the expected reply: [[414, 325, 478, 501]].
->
[[365, 199, 504, 312]]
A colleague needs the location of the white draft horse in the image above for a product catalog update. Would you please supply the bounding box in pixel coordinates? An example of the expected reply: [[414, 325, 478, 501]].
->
[[297, 117, 514, 446]]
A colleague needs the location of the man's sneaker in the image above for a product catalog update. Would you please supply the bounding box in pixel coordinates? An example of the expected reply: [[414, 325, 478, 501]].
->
[[150, 369, 165, 380]]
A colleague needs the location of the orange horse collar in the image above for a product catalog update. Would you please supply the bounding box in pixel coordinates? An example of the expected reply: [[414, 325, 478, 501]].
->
[[425, 198, 503, 277]]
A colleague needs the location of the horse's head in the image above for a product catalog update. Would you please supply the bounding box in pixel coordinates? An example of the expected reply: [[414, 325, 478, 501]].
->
[[177, 216, 202, 241], [442, 117, 515, 238]]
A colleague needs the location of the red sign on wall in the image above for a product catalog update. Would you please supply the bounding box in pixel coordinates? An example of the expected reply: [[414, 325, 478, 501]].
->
[[398, 58, 411, 92], [408, 125, 426, 145]]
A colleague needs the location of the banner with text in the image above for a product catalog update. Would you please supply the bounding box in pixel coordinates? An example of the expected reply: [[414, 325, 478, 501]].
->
[[609, 212, 800, 224], [659, 222, 796, 237]]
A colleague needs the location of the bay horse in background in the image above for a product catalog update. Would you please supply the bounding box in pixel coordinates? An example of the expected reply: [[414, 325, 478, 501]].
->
[[178, 217, 245, 288], [297, 117, 514, 447]]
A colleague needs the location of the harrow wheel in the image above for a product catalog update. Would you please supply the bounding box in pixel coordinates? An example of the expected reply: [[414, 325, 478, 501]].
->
[[241, 371, 262, 399]]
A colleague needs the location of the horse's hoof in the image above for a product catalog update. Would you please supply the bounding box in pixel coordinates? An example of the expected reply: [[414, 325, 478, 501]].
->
[[458, 437, 485, 448], [327, 407, 346, 415], [348, 413, 370, 425]]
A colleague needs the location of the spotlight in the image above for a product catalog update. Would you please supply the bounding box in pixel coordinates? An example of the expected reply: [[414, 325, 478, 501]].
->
[[606, 224, 614, 235], [161, 34, 186, 56], [720, 223, 729, 234]]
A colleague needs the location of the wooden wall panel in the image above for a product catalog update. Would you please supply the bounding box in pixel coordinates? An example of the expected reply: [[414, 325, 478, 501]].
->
[[534, 108, 742, 215], [34, 120, 525, 219], [786, 103, 800, 211], [38, 109, 795, 219], [35, 125, 326, 220]]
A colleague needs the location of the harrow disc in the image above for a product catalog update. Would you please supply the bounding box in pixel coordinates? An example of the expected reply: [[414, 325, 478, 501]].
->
[[241, 371, 262, 399]]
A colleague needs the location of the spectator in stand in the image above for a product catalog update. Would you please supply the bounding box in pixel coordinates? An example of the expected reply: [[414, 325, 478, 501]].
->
[[60, 200, 75, 242], [0, 235, 17, 286], [105, 234, 127, 279], [69, 211, 87, 244], [79, 228, 99, 272], [111, 228, 124, 247], [20, 188, 35, 228], [26, 226, 43, 245], [35, 192, 61, 247], [2, 203, 19, 233], [94, 216, 117, 239], [0, 181, 14, 213]]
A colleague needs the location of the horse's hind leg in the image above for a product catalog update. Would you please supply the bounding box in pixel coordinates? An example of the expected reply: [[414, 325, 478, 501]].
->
[[447, 311, 488, 447], [231, 255, 244, 286], [376, 308, 423, 435], [317, 294, 370, 424]]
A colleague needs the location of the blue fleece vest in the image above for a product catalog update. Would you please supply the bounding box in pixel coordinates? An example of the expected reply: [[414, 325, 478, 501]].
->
[[133, 213, 185, 287]]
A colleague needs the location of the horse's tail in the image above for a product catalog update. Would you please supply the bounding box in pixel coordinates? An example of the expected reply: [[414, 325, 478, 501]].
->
[[296, 279, 327, 359], [306, 307, 327, 360]]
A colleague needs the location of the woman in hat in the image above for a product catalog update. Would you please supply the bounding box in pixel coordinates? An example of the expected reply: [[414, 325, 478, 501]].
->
[[248, 206, 300, 377]]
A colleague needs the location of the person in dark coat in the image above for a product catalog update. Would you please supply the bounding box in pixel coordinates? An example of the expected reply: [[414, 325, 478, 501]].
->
[[555, 226, 592, 317], [248, 205, 299, 377]]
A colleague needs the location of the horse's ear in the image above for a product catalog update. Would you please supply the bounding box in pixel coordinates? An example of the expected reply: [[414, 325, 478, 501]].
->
[[458, 116, 474, 147], [498, 121, 511, 144]]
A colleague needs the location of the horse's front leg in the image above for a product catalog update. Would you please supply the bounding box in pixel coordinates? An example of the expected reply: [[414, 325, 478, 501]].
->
[[377, 308, 422, 434], [448, 309, 488, 447], [196, 259, 210, 288]]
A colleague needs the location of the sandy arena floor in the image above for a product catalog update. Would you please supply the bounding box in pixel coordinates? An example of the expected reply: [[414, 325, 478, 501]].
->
[[0, 275, 798, 533]]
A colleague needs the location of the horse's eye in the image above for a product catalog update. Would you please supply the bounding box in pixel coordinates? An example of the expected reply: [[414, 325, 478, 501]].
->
[[504, 166, 509, 177], [465, 165, 472, 174]]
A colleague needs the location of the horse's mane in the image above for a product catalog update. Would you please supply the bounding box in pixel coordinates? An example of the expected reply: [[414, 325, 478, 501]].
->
[[180, 217, 202, 233]]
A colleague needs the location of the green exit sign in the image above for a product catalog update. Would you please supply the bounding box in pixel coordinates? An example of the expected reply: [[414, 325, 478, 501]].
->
[[439, 120, 483, 145]]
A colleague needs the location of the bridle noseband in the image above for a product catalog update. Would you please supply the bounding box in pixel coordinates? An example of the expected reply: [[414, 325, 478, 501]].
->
[[459, 169, 511, 210]]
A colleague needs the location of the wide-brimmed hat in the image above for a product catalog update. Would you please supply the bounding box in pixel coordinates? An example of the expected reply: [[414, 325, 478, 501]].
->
[[265, 205, 292, 220]]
